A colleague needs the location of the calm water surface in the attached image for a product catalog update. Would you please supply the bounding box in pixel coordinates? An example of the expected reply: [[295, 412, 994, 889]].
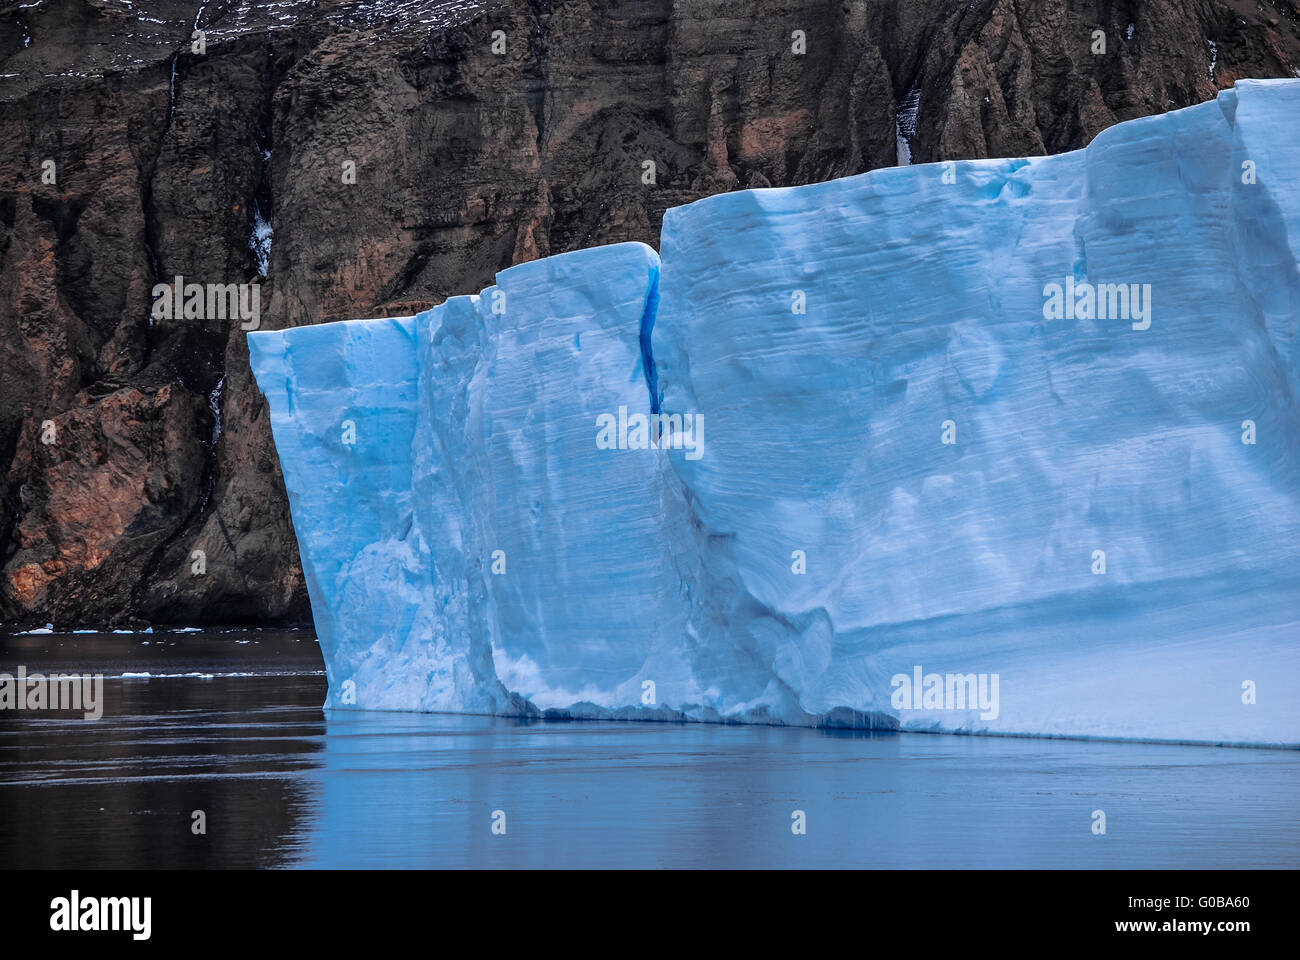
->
[[2, 630, 1297, 868]]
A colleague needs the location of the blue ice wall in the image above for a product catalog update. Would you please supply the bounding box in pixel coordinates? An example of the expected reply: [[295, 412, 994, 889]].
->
[[247, 317, 427, 706], [650, 79, 1300, 743], [250, 79, 1300, 745], [408, 243, 697, 713]]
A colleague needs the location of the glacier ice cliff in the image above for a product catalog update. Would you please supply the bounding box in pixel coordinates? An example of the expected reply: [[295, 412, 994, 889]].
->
[[249, 79, 1300, 746]]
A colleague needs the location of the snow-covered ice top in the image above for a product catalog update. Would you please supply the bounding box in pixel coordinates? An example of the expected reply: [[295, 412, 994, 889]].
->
[[250, 79, 1300, 746]]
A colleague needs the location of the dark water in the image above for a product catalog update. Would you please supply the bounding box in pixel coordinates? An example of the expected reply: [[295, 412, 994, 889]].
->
[[1, 630, 1297, 869]]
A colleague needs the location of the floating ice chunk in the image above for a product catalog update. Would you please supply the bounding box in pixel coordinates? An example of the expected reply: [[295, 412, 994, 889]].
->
[[250, 80, 1300, 746]]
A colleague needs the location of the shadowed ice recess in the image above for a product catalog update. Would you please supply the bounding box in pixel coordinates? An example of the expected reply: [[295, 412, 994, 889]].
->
[[248, 79, 1300, 747]]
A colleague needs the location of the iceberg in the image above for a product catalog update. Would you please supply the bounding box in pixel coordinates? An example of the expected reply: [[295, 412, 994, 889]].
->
[[249, 79, 1300, 746]]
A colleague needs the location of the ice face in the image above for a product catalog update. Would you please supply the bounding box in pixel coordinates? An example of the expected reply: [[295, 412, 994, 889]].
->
[[651, 80, 1300, 743], [409, 244, 698, 712], [249, 79, 1300, 745], [247, 315, 505, 714]]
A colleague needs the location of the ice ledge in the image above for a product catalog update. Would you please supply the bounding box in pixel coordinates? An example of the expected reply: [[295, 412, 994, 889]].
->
[[250, 81, 1300, 746]]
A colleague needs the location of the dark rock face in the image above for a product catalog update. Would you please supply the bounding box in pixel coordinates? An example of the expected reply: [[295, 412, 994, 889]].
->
[[1, 0, 1297, 626]]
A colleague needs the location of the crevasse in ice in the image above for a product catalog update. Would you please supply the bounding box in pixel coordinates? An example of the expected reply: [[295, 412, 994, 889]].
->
[[249, 79, 1300, 745]]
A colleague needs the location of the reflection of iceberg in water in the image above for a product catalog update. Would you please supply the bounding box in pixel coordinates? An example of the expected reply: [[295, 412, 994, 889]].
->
[[250, 80, 1300, 746], [297, 713, 1300, 868]]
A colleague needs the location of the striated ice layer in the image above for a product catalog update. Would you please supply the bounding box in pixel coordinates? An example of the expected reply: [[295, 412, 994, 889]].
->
[[247, 316, 512, 714], [653, 78, 1300, 745], [409, 244, 701, 716], [250, 79, 1300, 745]]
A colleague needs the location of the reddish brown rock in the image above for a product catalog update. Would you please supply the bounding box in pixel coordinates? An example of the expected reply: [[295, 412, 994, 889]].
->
[[1, 0, 1297, 626]]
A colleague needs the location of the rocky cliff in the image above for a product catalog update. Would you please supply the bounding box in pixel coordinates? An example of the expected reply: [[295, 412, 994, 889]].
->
[[2, 0, 1298, 626]]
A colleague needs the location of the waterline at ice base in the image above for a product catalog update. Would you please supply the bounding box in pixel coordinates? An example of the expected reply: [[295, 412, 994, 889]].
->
[[248, 79, 1300, 748]]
